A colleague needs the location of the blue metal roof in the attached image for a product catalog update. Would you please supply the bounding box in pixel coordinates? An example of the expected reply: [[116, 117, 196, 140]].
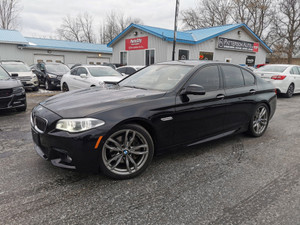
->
[[108, 23, 272, 53], [0, 29, 28, 44], [24, 37, 112, 53]]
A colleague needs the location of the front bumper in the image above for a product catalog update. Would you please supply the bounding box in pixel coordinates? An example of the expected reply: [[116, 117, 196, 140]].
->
[[48, 77, 61, 88], [0, 92, 26, 110], [31, 105, 108, 172]]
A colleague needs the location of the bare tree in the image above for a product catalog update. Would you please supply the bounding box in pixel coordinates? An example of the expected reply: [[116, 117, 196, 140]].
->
[[232, 0, 274, 40], [0, 0, 21, 29], [100, 11, 143, 44], [181, 0, 232, 29], [57, 12, 95, 43], [271, 0, 300, 63]]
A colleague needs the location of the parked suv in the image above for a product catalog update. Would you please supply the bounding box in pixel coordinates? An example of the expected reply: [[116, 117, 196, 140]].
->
[[31, 62, 70, 90], [0, 61, 39, 91]]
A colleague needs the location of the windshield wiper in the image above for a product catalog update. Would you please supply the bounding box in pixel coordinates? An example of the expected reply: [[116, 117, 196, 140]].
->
[[123, 85, 148, 90]]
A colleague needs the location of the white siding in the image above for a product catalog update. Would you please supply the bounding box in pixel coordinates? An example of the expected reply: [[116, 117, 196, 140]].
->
[[110, 26, 269, 65]]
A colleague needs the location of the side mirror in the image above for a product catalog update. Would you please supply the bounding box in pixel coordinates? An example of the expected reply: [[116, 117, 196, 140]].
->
[[80, 73, 87, 78], [184, 84, 206, 95], [11, 73, 18, 78]]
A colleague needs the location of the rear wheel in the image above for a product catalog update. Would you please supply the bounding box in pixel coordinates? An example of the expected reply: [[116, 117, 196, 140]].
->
[[248, 103, 269, 137], [99, 124, 154, 179], [62, 83, 69, 92], [284, 83, 294, 98]]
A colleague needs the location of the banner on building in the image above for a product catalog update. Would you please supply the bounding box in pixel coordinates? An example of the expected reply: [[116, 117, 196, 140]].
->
[[125, 36, 148, 51], [217, 37, 259, 52]]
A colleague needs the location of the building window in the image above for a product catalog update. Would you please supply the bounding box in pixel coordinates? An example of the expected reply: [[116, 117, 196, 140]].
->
[[120, 52, 127, 65], [199, 51, 214, 60], [179, 50, 189, 60], [145, 49, 155, 66]]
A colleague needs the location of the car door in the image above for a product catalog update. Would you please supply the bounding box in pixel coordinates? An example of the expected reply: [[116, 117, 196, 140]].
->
[[67, 68, 78, 90], [174, 65, 227, 146], [220, 65, 257, 131], [71, 67, 90, 89]]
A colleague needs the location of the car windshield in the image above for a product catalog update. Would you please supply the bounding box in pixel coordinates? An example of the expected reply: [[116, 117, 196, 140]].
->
[[45, 64, 70, 73], [87, 67, 121, 77], [2, 63, 30, 72], [119, 64, 193, 91], [256, 65, 288, 73], [0, 67, 10, 80]]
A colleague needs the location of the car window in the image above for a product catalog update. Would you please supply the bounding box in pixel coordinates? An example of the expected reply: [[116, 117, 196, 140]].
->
[[1, 63, 31, 72], [117, 67, 127, 74], [70, 68, 78, 76], [256, 65, 288, 72], [119, 64, 193, 91], [187, 65, 220, 91], [127, 67, 136, 75], [297, 67, 300, 75], [242, 69, 256, 86], [222, 65, 244, 89], [0, 66, 10, 80], [290, 67, 300, 75], [77, 67, 88, 75]]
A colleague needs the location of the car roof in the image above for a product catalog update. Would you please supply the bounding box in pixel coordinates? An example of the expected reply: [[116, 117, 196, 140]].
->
[[0, 60, 25, 64], [158, 60, 219, 66]]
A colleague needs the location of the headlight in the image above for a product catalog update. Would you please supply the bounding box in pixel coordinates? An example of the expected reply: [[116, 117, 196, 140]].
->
[[56, 118, 105, 133], [48, 74, 57, 78], [13, 86, 25, 94]]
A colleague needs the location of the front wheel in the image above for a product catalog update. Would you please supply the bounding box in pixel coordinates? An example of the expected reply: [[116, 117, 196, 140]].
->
[[62, 83, 69, 92], [248, 103, 269, 137], [99, 124, 154, 179], [45, 80, 51, 90]]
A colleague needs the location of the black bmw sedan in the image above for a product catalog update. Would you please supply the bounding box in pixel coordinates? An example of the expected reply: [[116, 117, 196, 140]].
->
[[31, 61, 276, 179], [0, 65, 26, 111]]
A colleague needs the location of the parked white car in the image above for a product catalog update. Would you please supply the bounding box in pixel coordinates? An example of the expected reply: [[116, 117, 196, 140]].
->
[[0, 60, 39, 91], [254, 64, 300, 97], [61, 65, 124, 91]]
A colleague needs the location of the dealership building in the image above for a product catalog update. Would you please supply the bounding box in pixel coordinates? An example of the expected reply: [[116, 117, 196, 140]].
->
[[0, 29, 112, 66], [108, 23, 272, 66]]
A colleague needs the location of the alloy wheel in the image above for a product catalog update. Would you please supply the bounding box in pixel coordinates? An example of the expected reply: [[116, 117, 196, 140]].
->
[[286, 84, 294, 98], [252, 105, 268, 135], [102, 128, 150, 176]]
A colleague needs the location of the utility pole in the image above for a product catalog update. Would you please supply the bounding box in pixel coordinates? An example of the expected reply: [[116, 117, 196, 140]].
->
[[172, 0, 180, 61]]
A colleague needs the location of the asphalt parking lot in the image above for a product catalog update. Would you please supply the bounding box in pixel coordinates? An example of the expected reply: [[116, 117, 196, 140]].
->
[[0, 91, 300, 225]]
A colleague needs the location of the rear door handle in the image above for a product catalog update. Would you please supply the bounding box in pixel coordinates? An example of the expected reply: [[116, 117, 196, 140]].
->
[[249, 89, 256, 94], [216, 94, 225, 99]]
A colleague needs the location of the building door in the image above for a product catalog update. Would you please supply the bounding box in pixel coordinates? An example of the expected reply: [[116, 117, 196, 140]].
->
[[34, 54, 64, 63], [145, 49, 155, 66], [87, 57, 110, 65]]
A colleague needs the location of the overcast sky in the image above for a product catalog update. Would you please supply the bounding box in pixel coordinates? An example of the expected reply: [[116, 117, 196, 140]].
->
[[19, 0, 196, 40]]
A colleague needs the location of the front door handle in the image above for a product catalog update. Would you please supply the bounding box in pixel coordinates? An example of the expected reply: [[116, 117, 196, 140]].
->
[[216, 94, 225, 99], [249, 89, 256, 94]]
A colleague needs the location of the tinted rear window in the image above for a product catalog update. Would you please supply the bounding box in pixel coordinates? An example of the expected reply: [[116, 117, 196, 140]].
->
[[222, 65, 244, 88], [257, 65, 288, 72], [242, 69, 255, 86]]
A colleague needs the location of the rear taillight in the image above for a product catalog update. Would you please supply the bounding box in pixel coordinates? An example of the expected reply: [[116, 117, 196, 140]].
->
[[271, 75, 286, 80], [274, 88, 277, 94]]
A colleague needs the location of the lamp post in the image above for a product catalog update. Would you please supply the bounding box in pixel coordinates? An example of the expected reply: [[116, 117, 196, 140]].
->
[[172, 0, 180, 61]]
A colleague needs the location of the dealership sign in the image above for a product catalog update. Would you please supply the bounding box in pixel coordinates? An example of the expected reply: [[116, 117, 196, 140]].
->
[[217, 37, 259, 52], [125, 36, 148, 51]]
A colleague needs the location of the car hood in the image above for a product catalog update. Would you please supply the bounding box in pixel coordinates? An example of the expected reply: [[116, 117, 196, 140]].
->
[[40, 87, 166, 118], [49, 71, 67, 76], [7, 71, 34, 77], [0, 78, 22, 89]]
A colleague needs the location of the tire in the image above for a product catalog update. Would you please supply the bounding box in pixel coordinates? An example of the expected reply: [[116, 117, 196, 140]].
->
[[33, 86, 39, 91], [45, 80, 52, 90], [284, 83, 294, 98], [62, 83, 69, 92], [99, 124, 154, 179], [248, 103, 269, 137]]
